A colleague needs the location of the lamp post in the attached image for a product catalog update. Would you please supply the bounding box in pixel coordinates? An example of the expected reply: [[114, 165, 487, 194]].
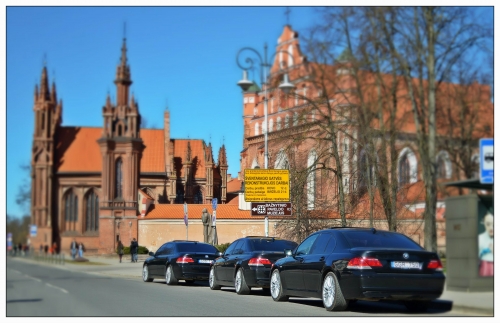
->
[[236, 43, 294, 237]]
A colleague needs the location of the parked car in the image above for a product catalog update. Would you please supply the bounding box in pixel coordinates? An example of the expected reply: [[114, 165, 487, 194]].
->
[[269, 227, 445, 312], [209, 236, 298, 294], [142, 240, 221, 285]]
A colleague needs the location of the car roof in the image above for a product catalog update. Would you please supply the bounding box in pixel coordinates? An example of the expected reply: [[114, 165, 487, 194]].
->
[[323, 227, 392, 234]]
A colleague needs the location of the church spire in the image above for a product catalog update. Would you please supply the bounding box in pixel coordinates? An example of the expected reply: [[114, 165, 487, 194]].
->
[[39, 66, 50, 101], [115, 37, 132, 106]]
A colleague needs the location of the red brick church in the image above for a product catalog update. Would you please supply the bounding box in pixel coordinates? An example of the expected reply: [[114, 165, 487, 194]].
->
[[29, 38, 232, 254]]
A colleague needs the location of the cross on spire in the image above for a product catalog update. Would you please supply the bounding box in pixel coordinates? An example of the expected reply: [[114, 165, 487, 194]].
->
[[285, 7, 291, 26]]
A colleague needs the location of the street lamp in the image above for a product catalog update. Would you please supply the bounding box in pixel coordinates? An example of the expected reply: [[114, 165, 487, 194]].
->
[[236, 43, 295, 236]]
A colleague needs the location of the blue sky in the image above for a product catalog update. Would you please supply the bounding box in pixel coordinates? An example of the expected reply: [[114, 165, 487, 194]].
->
[[4, 6, 320, 217]]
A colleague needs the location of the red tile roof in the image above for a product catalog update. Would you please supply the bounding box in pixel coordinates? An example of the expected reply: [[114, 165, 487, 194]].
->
[[227, 178, 242, 193], [141, 129, 165, 173], [56, 127, 102, 172]]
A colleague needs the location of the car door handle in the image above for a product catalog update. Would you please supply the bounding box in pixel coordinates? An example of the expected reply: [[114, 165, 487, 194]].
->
[[296, 257, 304, 263], [319, 256, 325, 261]]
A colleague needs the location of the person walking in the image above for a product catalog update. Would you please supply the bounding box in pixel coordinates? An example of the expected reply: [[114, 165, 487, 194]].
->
[[130, 238, 139, 263], [70, 239, 77, 260], [117, 240, 124, 263], [78, 242, 85, 258]]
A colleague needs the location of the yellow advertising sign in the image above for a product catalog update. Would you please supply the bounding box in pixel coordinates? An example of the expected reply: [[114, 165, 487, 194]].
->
[[244, 169, 290, 202]]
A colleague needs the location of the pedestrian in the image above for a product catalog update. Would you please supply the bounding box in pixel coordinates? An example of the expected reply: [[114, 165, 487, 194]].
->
[[51, 242, 58, 255], [44, 244, 49, 255], [78, 242, 85, 258], [39, 244, 43, 255], [70, 239, 77, 260], [130, 238, 139, 263], [117, 240, 124, 263]]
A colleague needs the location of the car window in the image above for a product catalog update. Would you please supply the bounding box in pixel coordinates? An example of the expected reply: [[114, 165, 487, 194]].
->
[[232, 240, 244, 255], [324, 234, 337, 253], [176, 243, 218, 253], [295, 234, 319, 256], [224, 240, 239, 256], [249, 239, 298, 252], [165, 243, 175, 255], [156, 244, 168, 255], [341, 230, 423, 249], [309, 233, 333, 254]]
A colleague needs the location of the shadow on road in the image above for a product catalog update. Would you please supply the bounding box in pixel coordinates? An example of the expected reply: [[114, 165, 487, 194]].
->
[[7, 298, 43, 303]]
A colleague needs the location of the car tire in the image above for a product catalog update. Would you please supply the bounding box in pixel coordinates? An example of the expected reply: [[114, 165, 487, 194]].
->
[[235, 268, 250, 295], [142, 265, 153, 282], [404, 301, 430, 312], [322, 272, 348, 311], [270, 269, 288, 302], [165, 265, 178, 285], [209, 267, 221, 290]]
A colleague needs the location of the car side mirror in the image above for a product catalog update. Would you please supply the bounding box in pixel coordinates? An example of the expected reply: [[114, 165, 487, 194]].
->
[[284, 249, 293, 257], [148, 251, 155, 257], [217, 251, 223, 257]]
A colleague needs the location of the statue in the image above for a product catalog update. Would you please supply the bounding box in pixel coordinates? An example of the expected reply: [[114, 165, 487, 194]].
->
[[201, 208, 211, 243]]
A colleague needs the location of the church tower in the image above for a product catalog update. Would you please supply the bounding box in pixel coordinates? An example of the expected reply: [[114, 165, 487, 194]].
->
[[31, 65, 62, 249], [97, 38, 144, 254]]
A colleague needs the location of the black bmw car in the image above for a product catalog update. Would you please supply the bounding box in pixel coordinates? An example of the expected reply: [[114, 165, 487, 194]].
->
[[209, 236, 298, 295], [142, 240, 221, 285], [270, 227, 445, 311]]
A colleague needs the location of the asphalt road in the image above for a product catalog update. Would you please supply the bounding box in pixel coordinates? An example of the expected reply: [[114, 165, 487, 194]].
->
[[7, 257, 459, 317]]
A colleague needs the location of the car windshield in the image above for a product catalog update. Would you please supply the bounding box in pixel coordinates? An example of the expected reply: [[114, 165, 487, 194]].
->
[[249, 239, 297, 252], [341, 230, 423, 250], [176, 243, 218, 253]]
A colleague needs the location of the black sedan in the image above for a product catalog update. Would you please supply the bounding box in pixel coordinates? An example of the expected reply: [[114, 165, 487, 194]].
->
[[270, 227, 445, 311], [209, 236, 298, 295], [142, 240, 221, 285]]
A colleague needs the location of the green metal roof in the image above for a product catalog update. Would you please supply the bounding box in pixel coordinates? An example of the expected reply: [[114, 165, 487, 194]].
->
[[245, 82, 261, 93]]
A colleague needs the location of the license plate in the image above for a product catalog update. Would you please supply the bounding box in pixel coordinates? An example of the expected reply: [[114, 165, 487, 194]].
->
[[198, 259, 212, 264], [391, 261, 422, 269]]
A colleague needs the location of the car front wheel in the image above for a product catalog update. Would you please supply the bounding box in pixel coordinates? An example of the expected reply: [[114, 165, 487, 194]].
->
[[322, 272, 348, 311], [209, 267, 221, 290], [142, 265, 153, 282], [270, 269, 288, 302], [165, 265, 178, 285]]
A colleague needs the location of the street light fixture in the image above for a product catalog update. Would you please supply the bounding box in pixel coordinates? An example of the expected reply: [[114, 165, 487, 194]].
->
[[236, 43, 295, 236]]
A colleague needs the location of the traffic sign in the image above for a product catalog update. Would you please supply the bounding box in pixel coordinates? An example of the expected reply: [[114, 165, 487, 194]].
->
[[212, 198, 217, 211], [30, 225, 37, 237], [251, 202, 292, 216], [480, 138, 494, 184], [244, 169, 290, 202]]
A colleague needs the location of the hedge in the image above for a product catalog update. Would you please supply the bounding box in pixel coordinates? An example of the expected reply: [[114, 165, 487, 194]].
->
[[118, 245, 149, 255]]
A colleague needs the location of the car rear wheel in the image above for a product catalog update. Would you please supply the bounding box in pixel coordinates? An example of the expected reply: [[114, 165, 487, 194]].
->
[[404, 300, 430, 312], [165, 265, 178, 285], [209, 267, 221, 290], [322, 272, 348, 311], [270, 269, 288, 302], [142, 265, 153, 282], [235, 268, 250, 295]]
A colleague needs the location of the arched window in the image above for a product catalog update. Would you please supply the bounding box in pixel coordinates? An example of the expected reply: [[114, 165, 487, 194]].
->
[[64, 189, 78, 231], [254, 123, 259, 136], [436, 151, 452, 179], [285, 115, 290, 128], [293, 112, 298, 126], [193, 187, 203, 204], [274, 149, 289, 169], [262, 121, 267, 134], [251, 158, 260, 169], [358, 150, 375, 190], [307, 150, 317, 210], [269, 119, 274, 132], [277, 117, 282, 131], [115, 158, 123, 198], [85, 190, 99, 232], [398, 148, 418, 186], [288, 44, 294, 67]]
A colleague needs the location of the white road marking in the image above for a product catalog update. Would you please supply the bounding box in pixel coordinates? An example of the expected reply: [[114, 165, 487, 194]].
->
[[24, 274, 42, 283], [45, 283, 69, 294]]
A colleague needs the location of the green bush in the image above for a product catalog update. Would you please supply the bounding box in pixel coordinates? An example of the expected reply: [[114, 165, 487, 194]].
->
[[215, 243, 231, 253], [120, 246, 149, 255]]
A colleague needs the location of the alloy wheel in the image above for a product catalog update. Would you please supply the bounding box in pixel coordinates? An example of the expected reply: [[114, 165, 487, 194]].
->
[[270, 270, 281, 299], [322, 274, 335, 308]]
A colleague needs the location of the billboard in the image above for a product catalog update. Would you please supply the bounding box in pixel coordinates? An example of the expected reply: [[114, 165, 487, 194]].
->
[[478, 200, 494, 277]]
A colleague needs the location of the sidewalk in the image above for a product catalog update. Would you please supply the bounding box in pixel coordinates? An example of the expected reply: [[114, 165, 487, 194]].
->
[[10, 254, 494, 315]]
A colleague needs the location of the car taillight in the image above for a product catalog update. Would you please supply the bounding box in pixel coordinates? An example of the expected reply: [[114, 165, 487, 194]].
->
[[347, 257, 383, 269], [427, 260, 443, 271], [248, 257, 272, 266], [176, 256, 194, 264]]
